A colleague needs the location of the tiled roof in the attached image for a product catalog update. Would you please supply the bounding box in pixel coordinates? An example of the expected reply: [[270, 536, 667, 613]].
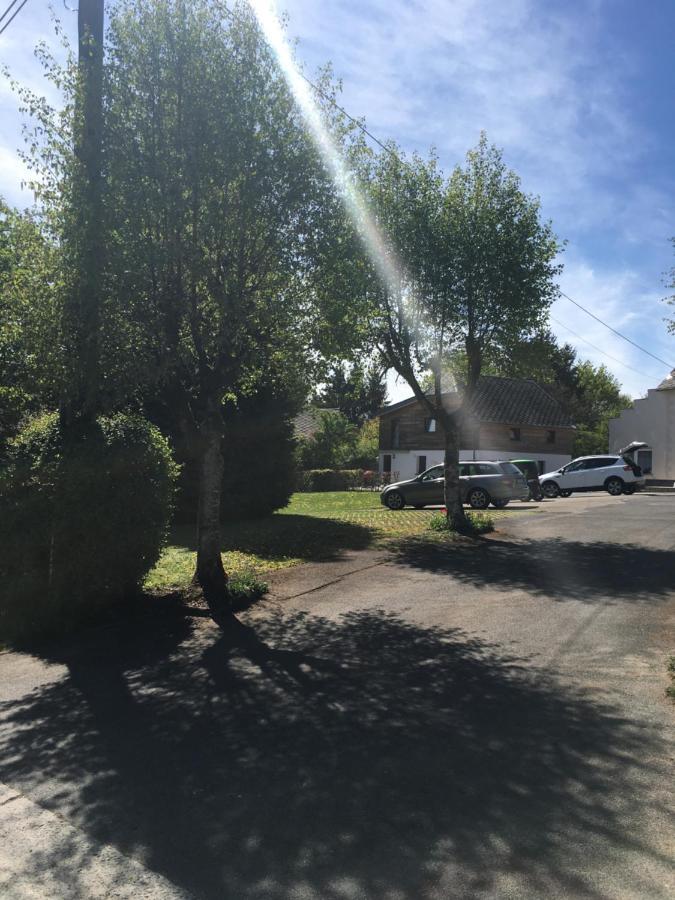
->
[[470, 376, 574, 427], [379, 376, 574, 428], [294, 408, 340, 439]]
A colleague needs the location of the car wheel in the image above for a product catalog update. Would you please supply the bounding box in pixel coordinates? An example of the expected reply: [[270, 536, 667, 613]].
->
[[385, 490, 405, 510], [559, 490, 572, 498], [468, 487, 490, 510], [492, 499, 509, 509], [622, 485, 635, 495], [541, 481, 560, 498], [605, 476, 624, 496]]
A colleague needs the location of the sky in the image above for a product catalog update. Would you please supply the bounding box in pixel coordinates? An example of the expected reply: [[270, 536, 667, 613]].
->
[[1, 0, 674, 401]]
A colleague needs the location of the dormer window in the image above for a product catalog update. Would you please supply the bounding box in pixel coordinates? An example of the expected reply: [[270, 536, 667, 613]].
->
[[424, 418, 437, 433]]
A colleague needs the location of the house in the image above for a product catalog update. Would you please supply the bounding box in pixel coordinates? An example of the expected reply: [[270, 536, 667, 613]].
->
[[378, 376, 575, 481], [608, 369, 675, 482]]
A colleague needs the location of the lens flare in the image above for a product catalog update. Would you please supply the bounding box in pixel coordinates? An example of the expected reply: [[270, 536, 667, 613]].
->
[[248, 0, 404, 298]]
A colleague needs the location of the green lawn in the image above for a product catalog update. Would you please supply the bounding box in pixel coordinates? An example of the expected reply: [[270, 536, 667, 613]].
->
[[146, 491, 529, 592]]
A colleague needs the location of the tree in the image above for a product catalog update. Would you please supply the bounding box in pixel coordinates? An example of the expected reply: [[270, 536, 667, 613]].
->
[[298, 410, 358, 469], [570, 361, 631, 455], [101, 1, 331, 614], [313, 360, 387, 424], [358, 136, 561, 530], [0, 201, 60, 452]]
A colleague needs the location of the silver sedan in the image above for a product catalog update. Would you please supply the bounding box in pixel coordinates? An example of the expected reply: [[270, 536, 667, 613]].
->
[[380, 461, 529, 511]]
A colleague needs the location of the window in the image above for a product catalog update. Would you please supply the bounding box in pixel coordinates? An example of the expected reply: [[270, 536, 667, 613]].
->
[[420, 465, 443, 481], [458, 464, 470, 477], [473, 463, 498, 475], [509, 427, 521, 441], [391, 419, 400, 449], [382, 454, 392, 474], [417, 455, 427, 475], [546, 430, 556, 444], [636, 449, 652, 474], [424, 418, 437, 433]]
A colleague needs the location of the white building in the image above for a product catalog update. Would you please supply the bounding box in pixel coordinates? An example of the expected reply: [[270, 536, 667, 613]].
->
[[608, 369, 675, 482]]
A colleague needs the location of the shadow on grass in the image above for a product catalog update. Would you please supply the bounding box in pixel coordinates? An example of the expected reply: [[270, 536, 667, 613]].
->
[[392, 534, 675, 603], [170, 513, 376, 564], [0, 607, 670, 898]]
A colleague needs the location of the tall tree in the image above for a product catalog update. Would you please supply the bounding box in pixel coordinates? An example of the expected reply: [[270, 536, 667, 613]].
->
[[102, 0, 331, 614], [359, 137, 562, 530], [313, 360, 387, 424]]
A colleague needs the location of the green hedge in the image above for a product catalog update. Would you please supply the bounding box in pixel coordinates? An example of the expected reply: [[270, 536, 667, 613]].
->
[[0, 412, 178, 640], [297, 469, 371, 492]]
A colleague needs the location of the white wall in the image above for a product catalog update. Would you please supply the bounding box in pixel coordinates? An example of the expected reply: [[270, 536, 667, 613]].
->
[[608, 388, 675, 480], [380, 449, 572, 482]]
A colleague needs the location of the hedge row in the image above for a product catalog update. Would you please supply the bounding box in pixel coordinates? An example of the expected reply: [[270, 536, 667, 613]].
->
[[296, 469, 382, 492]]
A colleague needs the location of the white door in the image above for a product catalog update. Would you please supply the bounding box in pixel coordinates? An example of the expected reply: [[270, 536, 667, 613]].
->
[[558, 460, 588, 489]]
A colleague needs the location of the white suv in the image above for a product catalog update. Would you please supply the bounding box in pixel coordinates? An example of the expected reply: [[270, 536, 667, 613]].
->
[[539, 445, 647, 498]]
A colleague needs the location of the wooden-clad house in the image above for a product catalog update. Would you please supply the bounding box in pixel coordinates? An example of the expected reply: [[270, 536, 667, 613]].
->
[[378, 376, 575, 482]]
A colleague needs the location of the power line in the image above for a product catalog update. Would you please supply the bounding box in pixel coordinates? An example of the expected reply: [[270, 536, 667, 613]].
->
[[217, 1, 396, 159], [225, 4, 675, 377], [549, 315, 661, 381], [560, 291, 674, 370], [0, 0, 20, 25], [0, 0, 28, 35]]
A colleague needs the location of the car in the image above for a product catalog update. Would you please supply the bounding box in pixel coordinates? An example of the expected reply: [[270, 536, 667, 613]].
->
[[380, 460, 529, 511], [538, 443, 648, 498]]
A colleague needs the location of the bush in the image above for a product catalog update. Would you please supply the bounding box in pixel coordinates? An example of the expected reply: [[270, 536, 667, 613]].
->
[[0, 412, 178, 640], [163, 384, 301, 524], [428, 510, 495, 535], [298, 469, 350, 492]]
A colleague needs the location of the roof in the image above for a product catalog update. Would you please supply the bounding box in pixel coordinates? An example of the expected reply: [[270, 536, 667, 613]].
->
[[378, 376, 574, 428], [293, 407, 339, 439], [656, 368, 675, 391]]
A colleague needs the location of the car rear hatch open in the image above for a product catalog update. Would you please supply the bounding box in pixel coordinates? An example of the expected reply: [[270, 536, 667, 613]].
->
[[618, 441, 648, 476]]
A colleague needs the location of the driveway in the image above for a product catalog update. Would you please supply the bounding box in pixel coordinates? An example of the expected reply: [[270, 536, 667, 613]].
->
[[0, 494, 673, 899]]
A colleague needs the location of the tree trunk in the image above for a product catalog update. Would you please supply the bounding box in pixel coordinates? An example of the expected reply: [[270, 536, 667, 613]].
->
[[442, 420, 469, 533], [194, 400, 230, 618]]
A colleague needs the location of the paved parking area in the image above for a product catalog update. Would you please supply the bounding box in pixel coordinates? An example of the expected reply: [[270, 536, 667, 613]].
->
[[0, 492, 673, 899]]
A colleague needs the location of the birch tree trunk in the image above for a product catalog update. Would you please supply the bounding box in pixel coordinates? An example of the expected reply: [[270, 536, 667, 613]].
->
[[194, 399, 230, 616], [442, 420, 468, 532]]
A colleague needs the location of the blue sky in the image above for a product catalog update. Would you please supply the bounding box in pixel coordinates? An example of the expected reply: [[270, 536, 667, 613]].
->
[[1, 0, 674, 399]]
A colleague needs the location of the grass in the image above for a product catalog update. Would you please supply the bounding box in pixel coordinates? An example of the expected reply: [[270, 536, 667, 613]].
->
[[667, 657, 675, 701], [146, 491, 530, 592]]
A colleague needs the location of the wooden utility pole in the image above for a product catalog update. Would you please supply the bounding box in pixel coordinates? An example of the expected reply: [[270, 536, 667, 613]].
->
[[61, 0, 105, 424]]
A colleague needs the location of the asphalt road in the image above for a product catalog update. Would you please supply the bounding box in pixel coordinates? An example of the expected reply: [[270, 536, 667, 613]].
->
[[0, 493, 674, 899]]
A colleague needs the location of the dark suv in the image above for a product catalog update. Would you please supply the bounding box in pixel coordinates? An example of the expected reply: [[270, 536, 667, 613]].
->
[[380, 461, 529, 510]]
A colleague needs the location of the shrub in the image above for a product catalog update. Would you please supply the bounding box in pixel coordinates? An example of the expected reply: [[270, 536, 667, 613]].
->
[[228, 572, 268, 610], [428, 510, 495, 535], [0, 412, 178, 640], [298, 469, 349, 492]]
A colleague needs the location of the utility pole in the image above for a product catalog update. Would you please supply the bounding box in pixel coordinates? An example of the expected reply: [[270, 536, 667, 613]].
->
[[61, 0, 104, 425]]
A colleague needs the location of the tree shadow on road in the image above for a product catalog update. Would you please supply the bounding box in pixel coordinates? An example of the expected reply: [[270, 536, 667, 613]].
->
[[0, 607, 670, 898], [391, 535, 675, 603]]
